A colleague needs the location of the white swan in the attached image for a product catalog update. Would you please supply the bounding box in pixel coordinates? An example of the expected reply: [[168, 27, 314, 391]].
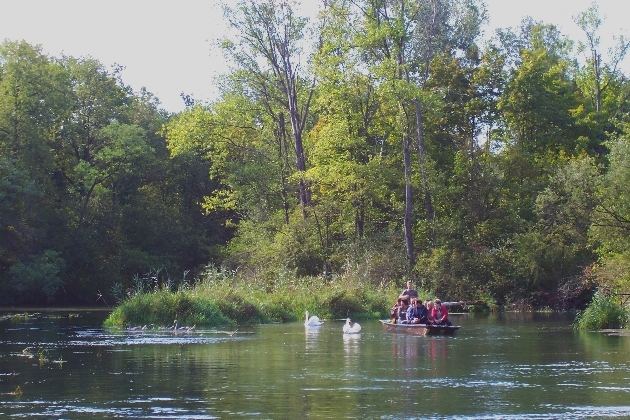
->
[[305, 311, 324, 327], [343, 318, 361, 334]]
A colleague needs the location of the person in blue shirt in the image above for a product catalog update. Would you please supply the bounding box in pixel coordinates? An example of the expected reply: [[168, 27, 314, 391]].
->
[[407, 298, 429, 324]]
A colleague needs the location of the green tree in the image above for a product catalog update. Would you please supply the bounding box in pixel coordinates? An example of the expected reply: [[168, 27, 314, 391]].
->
[[311, 0, 399, 246], [9, 250, 65, 304], [589, 130, 630, 294], [511, 157, 598, 306], [219, 0, 316, 214], [0, 41, 73, 303], [574, 3, 630, 118], [0, 41, 71, 174], [499, 22, 580, 156], [345, 0, 485, 270]]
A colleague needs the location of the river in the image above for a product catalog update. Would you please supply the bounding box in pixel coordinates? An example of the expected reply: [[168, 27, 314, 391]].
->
[[1, 309, 630, 419]]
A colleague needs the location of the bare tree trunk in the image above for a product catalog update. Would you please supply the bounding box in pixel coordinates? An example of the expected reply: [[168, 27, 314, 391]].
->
[[403, 132, 415, 268], [277, 112, 291, 224], [285, 72, 311, 214], [354, 194, 364, 239], [413, 99, 434, 224]]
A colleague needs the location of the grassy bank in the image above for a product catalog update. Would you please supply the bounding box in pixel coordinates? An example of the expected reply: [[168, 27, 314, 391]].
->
[[104, 268, 411, 328]]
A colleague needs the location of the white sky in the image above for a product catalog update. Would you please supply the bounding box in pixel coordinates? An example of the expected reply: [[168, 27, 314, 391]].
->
[[1, 0, 628, 113]]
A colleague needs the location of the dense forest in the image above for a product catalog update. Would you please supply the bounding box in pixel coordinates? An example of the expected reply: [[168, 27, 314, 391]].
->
[[2, 0, 630, 310]]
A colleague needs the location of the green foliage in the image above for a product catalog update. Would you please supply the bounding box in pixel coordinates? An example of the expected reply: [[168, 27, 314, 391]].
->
[[9, 250, 65, 304], [0, 40, 228, 305], [573, 290, 629, 330], [590, 135, 630, 256]]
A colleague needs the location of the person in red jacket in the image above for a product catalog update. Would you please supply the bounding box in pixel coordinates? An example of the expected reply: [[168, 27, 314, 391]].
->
[[431, 299, 452, 326]]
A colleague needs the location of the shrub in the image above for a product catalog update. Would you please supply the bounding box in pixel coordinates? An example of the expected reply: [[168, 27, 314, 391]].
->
[[573, 290, 629, 330]]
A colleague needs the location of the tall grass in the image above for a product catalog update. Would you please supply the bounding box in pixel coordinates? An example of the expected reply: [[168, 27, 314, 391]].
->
[[104, 289, 232, 327], [573, 289, 629, 330], [104, 266, 410, 327]]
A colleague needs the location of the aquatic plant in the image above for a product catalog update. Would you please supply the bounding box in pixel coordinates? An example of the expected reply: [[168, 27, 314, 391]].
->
[[573, 289, 629, 330], [37, 348, 48, 366], [52, 356, 66, 368], [9, 386, 22, 398]]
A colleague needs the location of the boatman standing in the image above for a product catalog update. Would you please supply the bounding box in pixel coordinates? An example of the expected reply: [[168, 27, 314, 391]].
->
[[399, 280, 418, 300]]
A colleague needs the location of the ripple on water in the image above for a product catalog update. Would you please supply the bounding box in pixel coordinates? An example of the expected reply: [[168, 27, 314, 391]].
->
[[66, 336, 233, 346], [42, 327, 255, 346], [384, 405, 630, 419], [0, 401, 219, 419], [479, 360, 620, 379]]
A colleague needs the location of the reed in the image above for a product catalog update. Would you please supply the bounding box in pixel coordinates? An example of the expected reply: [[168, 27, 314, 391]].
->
[[37, 348, 48, 366], [104, 267, 402, 327]]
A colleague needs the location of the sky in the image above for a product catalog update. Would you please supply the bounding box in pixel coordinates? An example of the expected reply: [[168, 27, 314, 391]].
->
[[1, 0, 628, 114]]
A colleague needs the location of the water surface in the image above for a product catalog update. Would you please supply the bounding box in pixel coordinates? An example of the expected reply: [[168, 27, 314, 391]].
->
[[1, 310, 630, 419]]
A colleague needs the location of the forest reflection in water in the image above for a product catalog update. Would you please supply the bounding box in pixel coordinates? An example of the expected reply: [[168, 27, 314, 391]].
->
[[1, 310, 630, 419]]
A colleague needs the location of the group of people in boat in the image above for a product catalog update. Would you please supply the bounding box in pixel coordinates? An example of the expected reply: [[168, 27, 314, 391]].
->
[[390, 280, 452, 326]]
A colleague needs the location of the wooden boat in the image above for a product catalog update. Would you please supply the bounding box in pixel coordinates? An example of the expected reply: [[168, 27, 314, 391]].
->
[[380, 320, 460, 336]]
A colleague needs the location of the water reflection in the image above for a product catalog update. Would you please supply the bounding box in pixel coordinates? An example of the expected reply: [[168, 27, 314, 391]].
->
[[389, 333, 450, 362], [342, 332, 361, 357], [304, 325, 321, 352]]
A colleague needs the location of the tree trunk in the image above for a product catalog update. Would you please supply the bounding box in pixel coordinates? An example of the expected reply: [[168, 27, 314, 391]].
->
[[413, 99, 434, 224], [277, 112, 291, 224], [403, 132, 415, 268], [286, 77, 310, 214]]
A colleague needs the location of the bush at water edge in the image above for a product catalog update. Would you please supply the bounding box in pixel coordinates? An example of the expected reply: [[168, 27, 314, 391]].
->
[[573, 289, 629, 330]]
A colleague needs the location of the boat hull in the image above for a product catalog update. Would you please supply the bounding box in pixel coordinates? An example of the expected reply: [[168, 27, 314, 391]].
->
[[380, 320, 460, 336]]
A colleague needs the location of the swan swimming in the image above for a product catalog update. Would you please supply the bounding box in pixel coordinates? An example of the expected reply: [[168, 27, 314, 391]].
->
[[343, 318, 361, 334], [305, 311, 324, 327]]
